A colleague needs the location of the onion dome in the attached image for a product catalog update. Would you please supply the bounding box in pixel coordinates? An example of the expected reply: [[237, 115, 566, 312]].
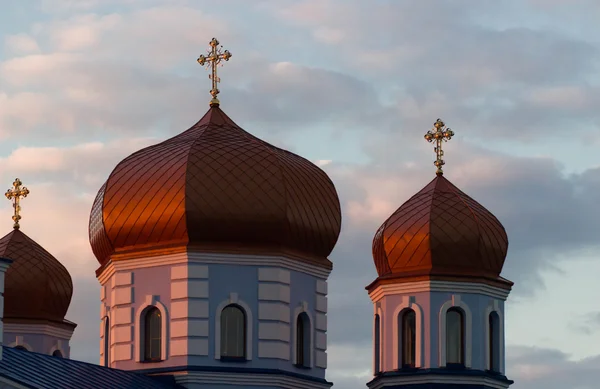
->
[[372, 175, 508, 280], [89, 105, 342, 268], [0, 229, 74, 324], [372, 119, 509, 283]]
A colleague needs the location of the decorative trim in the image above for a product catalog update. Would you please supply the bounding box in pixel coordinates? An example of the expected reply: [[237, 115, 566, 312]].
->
[[373, 305, 383, 374], [258, 268, 291, 284], [291, 301, 315, 367], [214, 294, 253, 361], [3, 323, 75, 340], [8, 336, 32, 352], [369, 281, 510, 302], [49, 341, 66, 358], [368, 373, 511, 389], [134, 295, 169, 362], [258, 302, 290, 323], [392, 296, 424, 369], [98, 252, 331, 285], [439, 295, 473, 368], [484, 299, 505, 374], [156, 370, 331, 389]]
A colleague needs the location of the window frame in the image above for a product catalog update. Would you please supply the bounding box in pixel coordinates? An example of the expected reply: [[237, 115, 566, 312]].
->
[[488, 311, 501, 372], [143, 306, 162, 362], [294, 312, 311, 368], [400, 309, 417, 368], [214, 295, 253, 361], [134, 295, 169, 363], [103, 315, 110, 366], [220, 304, 247, 361], [374, 313, 381, 373], [445, 307, 465, 366]]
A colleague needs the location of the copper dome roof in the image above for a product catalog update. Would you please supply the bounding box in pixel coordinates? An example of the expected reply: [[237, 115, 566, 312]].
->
[[0, 229, 73, 323], [372, 174, 509, 280], [89, 105, 342, 268]]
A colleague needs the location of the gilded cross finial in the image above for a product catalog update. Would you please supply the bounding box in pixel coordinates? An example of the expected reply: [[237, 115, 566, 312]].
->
[[5, 178, 29, 230], [197, 37, 232, 106], [424, 119, 454, 175]]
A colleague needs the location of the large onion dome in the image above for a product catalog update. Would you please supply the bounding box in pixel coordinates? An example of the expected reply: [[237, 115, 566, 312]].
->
[[0, 229, 74, 325], [372, 174, 509, 282], [89, 105, 342, 269]]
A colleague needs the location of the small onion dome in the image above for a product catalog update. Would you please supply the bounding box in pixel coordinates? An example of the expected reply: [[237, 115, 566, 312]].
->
[[89, 105, 342, 269], [0, 229, 74, 325], [372, 174, 509, 282]]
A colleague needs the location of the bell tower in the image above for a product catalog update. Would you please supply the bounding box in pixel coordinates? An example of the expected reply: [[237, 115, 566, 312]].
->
[[366, 119, 514, 388]]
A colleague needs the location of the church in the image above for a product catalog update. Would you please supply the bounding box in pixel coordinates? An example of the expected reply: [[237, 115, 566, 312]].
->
[[0, 38, 514, 389]]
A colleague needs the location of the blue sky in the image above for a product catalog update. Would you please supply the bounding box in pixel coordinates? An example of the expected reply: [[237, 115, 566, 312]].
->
[[2, 1, 600, 388]]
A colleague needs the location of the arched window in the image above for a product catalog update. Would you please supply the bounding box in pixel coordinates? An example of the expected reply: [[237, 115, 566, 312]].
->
[[296, 313, 311, 367], [220, 305, 246, 359], [446, 308, 464, 365], [374, 314, 381, 373], [143, 307, 162, 362], [52, 350, 63, 358], [489, 312, 500, 371], [401, 309, 416, 368], [104, 316, 110, 366], [14, 346, 27, 351]]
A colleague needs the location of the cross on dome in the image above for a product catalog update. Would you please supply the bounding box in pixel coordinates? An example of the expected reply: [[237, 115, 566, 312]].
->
[[5, 178, 29, 230], [197, 37, 232, 106], [424, 118, 454, 175]]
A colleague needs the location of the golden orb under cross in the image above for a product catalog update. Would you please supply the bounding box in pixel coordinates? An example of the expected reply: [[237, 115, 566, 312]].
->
[[424, 119, 454, 175], [5, 178, 29, 230], [197, 37, 232, 106]]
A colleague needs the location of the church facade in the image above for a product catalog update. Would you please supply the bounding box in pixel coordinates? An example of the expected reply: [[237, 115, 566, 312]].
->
[[0, 39, 514, 389]]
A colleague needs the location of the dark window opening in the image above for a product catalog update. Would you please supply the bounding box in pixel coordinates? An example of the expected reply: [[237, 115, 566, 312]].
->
[[143, 307, 162, 362], [489, 312, 501, 372], [446, 308, 465, 366], [374, 314, 381, 373], [104, 316, 110, 366], [295, 312, 311, 367], [401, 309, 416, 368], [220, 304, 246, 360]]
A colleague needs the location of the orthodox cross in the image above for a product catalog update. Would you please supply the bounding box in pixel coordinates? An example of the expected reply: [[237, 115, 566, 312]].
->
[[5, 178, 29, 230], [424, 119, 454, 175], [197, 37, 232, 106]]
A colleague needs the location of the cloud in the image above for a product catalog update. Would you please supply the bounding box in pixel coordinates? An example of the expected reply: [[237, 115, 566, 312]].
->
[[507, 346, 600, 389], [569, 311, 600, 336], [3, 34, 41, 55], [273, 0, 600, 141]]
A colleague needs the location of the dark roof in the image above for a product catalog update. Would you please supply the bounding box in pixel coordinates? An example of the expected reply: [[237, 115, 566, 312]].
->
[[90, 104, 341, 270], [0, 347, 183, 389], [372, 174, 510, 281], [0, 229, 73, 324]]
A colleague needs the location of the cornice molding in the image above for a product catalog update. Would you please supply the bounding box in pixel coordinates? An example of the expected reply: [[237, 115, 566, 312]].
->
[[368, 280, 511, 302], [98, 252, 331, 285], [368, 373, 511, 389], [170, 371, 331, 389], [3, 323, 74, 340]]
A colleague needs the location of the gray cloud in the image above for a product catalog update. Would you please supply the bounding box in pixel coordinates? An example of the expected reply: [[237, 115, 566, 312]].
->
[[507, 346, 600, 389], [274, 0, 600, 141], [569, 311, 600, 336]]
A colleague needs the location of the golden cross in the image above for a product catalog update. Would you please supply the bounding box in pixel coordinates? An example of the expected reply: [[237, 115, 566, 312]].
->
[[197, 37, 232, 106], [424, 119, 454, 175], [5, 178, 29, 230]]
